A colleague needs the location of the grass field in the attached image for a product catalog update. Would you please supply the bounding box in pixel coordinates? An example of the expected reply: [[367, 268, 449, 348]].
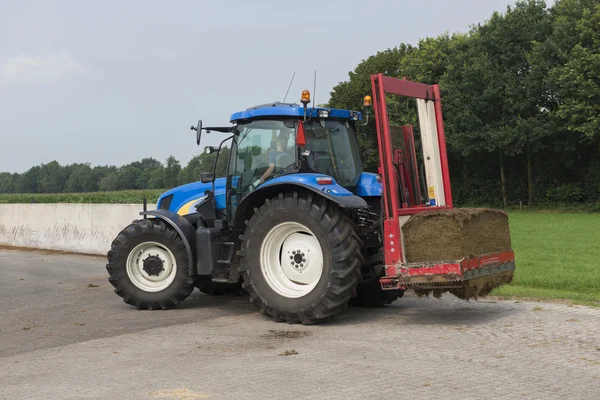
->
[[492, 211, 600, 306], [0, 190, 165, 204]]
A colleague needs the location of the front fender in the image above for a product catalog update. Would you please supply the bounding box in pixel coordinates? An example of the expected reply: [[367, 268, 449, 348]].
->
[[140, 210, 197, 276]]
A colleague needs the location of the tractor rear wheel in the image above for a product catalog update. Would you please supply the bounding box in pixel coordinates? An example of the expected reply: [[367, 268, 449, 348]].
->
[[106, 219, 195, 310], [239, 192, 362, 324]]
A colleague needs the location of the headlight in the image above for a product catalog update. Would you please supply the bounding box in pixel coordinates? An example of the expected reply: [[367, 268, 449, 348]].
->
[[318, 110, 329, 118]]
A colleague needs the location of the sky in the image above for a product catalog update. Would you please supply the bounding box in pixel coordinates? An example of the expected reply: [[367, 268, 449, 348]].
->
[[0, 0, 535, 173]]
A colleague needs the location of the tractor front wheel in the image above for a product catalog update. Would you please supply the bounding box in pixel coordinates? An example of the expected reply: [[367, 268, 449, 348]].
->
[[239, 192, 362, 324], [106, 219, 195, 310]]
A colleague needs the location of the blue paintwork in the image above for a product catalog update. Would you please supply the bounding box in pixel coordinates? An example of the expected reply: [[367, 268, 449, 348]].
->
[[259, 173, 355, 197], [230, 106, 362, 122], [157, 173, 357, 214], [356, 172, 383, 197], [157, 172, 381, 214], [157, 178, 229, 212]]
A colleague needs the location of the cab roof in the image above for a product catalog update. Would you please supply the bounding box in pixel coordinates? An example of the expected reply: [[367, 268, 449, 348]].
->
[[229, 101, 362, 122]]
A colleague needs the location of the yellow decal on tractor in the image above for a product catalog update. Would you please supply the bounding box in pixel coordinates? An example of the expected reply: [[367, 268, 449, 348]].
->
[[177, 196, 207, 216]]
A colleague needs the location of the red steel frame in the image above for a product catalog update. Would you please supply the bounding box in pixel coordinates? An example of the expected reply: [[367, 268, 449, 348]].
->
[[371, 74, 453, 265], [370, 74, 514, 288], [393, 148, 419, 207], [402, 125, 421, 206]]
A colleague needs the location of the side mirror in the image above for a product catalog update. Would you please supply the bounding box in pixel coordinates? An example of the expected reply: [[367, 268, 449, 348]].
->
[[190, 120, 203, 145], [200, 172, 215, 183], [205, 146, 216, 155]]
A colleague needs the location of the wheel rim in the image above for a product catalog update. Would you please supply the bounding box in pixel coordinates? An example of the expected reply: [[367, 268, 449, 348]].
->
[[126, 241, 177, 292], [260, 221, 324, 298]]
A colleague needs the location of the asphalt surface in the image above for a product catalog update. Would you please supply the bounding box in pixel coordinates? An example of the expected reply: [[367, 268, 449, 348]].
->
[[0, 248, 599, 400]]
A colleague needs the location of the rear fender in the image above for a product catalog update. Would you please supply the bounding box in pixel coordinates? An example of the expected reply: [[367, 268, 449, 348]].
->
[[233, 180, 367, 234], [139, 210, 197, 276]]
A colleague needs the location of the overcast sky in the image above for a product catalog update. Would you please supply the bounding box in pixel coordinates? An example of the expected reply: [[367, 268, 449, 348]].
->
[[0, 0, 534, 173]]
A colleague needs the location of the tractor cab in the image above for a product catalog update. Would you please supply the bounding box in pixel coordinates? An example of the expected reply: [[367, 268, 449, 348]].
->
[[224, 100, 366, 219]]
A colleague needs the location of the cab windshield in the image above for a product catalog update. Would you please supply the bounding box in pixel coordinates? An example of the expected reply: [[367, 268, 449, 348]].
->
[[304, 119, 363, 187]]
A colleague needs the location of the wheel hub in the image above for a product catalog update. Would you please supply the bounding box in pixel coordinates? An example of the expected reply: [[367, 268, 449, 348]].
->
[[142, 255, 164, 276], [126, 242, 177, 292], [289, 249, 308, 271]]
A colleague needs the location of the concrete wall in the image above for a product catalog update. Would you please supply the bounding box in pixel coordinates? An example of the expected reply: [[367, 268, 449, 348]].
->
[[0, 204, 144, 255]]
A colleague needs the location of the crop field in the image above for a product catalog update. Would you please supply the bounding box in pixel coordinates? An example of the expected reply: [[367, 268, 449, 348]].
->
[[0, 190, 164, 204], [493, 211, 600, 306]]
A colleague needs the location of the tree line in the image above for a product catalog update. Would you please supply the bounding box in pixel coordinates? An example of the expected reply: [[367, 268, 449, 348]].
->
[[2, 0, 599, 209], [328, 0, 600, 208], [0, 149, 229, 194]]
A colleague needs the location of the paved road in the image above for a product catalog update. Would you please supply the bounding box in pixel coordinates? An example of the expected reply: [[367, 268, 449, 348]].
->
[[0, 249, 598, 400]]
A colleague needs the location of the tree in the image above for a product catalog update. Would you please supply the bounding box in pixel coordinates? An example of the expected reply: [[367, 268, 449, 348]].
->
[[118, 165, 142, 190], [134, 158, 163, 189], [0, 173, 18, 193], [548, 0, 600, 141], [328, 45, 414, 170], [477, 0, 553, 206], [148, 168, 166, 189], [37, 161, 69, 193], [17, 166, 40, 193], [64, 164, 97, 192], [99, 172, 120, 191], [164, 156, 181, 188], [400, 34, 453, 84], [441, 1, 552, 207], [179, 155, 203, 185]]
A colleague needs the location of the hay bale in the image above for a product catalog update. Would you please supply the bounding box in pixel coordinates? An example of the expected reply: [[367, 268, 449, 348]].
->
[[402, 208, 511, 263], [402, 208, 514, 300]]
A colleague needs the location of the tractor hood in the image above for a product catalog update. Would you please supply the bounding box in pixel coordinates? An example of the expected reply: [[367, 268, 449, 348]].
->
[[156, 178, 229, 215], [156, 172, 382, 216]]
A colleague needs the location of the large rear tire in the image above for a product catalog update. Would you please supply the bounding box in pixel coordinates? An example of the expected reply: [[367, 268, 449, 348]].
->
[[239, 192, 362, 324], [106, 219, 195, 310]]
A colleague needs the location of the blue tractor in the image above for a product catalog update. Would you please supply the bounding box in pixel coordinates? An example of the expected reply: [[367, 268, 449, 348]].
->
[[106, 89, 399, 323], [106, 77, 516, 324]]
